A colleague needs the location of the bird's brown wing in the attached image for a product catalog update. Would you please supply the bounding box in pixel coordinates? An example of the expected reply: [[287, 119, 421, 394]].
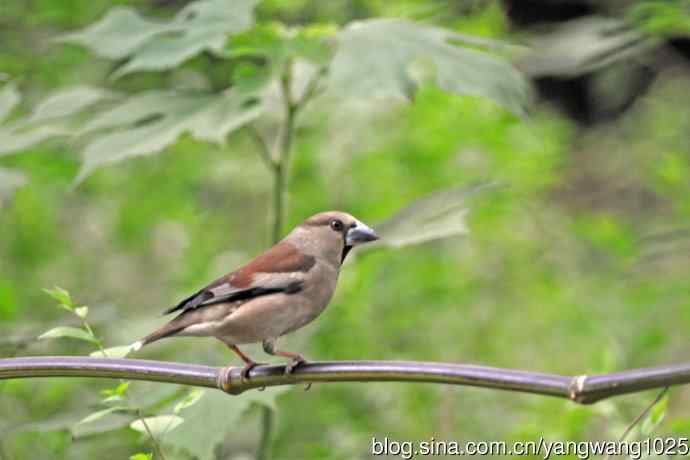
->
[[163, 241, 316, 315]]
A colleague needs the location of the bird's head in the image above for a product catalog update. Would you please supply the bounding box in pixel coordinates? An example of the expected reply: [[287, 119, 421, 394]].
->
[[291, 211, 379, 265]]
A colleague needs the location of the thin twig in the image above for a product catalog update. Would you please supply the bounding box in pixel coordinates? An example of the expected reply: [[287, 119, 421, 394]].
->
[[619, 387, 669, 441], [260, 58, 299, 460], [603, 387, 669, 460], [270, 59, 297, 244], [84, 318, 167, 459], [129, 396, 166, 459], [136, 409, 167, 460], [294, 69, 323, 111]]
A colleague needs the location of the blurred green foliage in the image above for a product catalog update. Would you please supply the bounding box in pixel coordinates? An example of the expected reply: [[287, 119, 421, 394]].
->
[[629, 0, 690, 37], [1, 0, 690, 459]]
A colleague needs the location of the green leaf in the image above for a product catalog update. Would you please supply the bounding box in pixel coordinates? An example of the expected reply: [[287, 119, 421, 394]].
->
[[519, 16, 658, 78], [641, 394, 669, 436], [57, 7, 178, 60], [0, 86, 115, 157], [115, 382, 130, 395], [42, 286, 73, 309], [373, 183, 499, 249], [70, 412, 131, 438], [74, 90, 263, 183], [99, 381, 130, 403], [76, 406, 127, 425], [0, 121, 72, 157], [0, 81, 20, 123], [90, 343, 138, 359], [130, 454, 153, 460], [330, 19, 529, 116], [7, 413, 84, 434], [28, 86, 117, 123], [165, 387, 285, 460], [228, 23, 335, 70], [130, 415, 184, 437], [112, 0, 258, 78], [59, 1, 258, 77], [173, 388, 204, 414], [39, 326, 97, 343], [74, 306, 89, 319], [100, 395, 124, 404], [78, 90, 202, 135]]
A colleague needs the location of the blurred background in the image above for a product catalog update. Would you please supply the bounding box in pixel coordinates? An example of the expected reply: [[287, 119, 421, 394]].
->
[[1, 0, 690, 458]]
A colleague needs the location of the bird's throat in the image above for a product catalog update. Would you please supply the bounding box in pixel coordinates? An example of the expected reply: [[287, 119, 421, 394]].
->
[[341, 245, 353, 263]]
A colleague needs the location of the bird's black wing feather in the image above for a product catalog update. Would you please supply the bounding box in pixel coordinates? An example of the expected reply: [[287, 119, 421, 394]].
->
[[162, 289, 213, 315], [162, 280, 304, 315]]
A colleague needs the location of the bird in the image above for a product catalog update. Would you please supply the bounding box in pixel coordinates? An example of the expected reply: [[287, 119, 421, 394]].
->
[[133, 211, 379, 381]]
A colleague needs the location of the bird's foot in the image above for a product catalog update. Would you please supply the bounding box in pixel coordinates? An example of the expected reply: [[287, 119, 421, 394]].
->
[[239, 361, 266, 383], [284, 356, 306, 375]]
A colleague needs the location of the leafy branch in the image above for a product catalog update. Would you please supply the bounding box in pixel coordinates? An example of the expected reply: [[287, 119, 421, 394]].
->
[[0, 0, 529, 187], [39, 288, 202, 459], [603, 387, 669, 460], [250, 56, 322, 458]]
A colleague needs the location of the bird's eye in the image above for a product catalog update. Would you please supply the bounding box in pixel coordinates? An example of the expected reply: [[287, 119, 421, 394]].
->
[[330, 219, 344, 232]]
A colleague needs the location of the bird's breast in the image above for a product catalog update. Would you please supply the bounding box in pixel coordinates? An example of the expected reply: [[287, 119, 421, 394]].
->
[[292, 261, 339, 324]]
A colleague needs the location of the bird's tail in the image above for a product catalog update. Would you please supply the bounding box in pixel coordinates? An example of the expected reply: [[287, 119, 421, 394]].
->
[[132, 321, 186, 350]]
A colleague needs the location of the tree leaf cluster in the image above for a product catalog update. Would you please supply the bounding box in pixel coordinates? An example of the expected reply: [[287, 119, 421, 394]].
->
[[0, 0, 529, 184]]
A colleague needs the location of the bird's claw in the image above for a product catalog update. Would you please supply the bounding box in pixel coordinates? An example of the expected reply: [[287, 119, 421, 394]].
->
[[239, 361, 266, 383], [284, 357, 306, 375]]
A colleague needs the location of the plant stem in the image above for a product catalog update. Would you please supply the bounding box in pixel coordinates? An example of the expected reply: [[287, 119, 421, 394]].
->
[[603, 387, 669, 460], [136, 409, 167, 460], [83, 317, 167, 459], [272, 164, 285, 245], [254, 60, 324, 460], [271, 59, 297, 244], [260, 58, 301, 460], [82, 320, 106, 356]]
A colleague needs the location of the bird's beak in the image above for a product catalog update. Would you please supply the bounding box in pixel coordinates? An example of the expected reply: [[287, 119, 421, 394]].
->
[[346, 221, 379, 246]]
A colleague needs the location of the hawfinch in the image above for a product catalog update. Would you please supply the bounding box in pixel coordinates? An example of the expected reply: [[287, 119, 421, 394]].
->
[[135, 211, 379, 380]]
